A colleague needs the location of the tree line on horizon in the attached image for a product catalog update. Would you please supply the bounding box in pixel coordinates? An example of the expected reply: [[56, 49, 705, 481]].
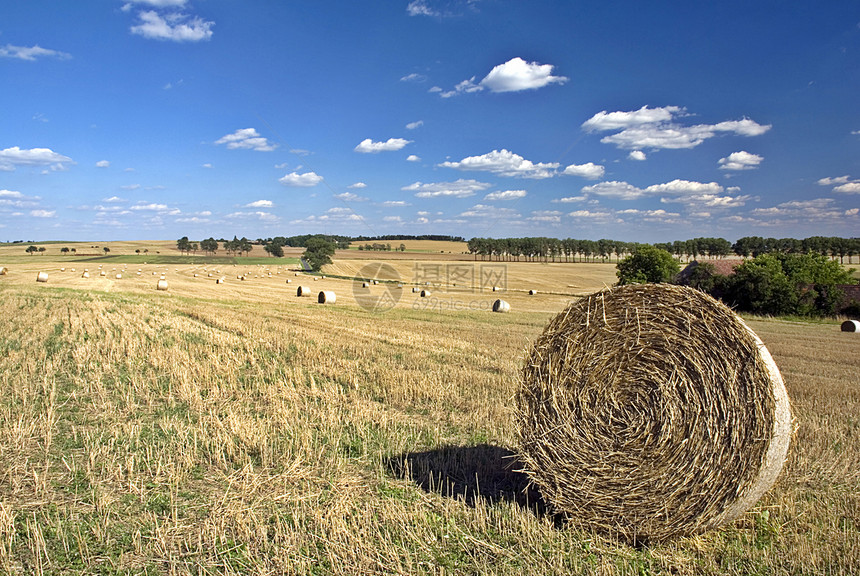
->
[[466, 236, 860, 264]]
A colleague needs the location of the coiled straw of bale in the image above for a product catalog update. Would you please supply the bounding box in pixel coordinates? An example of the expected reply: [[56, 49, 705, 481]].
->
[[36, 272, 49, 283], [0, 266, 7, 275], [318, 290, 336, 304], [492, 299, 510, 313], [841, 320, 860, 332], [420, 289, 431, 297], [297, 286, 312, 297], [156, 279, 168, 291], [515, 283, 792, 543]]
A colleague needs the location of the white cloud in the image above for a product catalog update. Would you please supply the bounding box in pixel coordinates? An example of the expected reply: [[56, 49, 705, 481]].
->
[[334, 192, 368, 202], [568, 210, 615, 220], [582, 106, 683, 132], [484, 189, 527, 201], [407, 154, 421, 162], [381, 200, 410, 207], [120, 184, 141, 191], [383, 216, 402, 222], [130, 10, 214, 42], [0, 44, 72, 61], [245, 199, 273, 208], [354, 137, 412, 153], [215, 128, 276, 151], [400, 73, 427, 82], [718, 151, 763, 171], [581, 181, 645, 200], [437, 57, 567, 97], [102, 196, 125, 203], [279, 171, 323, 187], [406, 120, 424, 130], [226, 211, 278, 222], [845, 208, 859, 216], [834, 182, 860, 194], [643, 179, 724, 196], [404, 179, 491, 198], [96, 160, 110, 168], [407, 0, 436, 16], [0, 190, 24, 199], [628, 150, 647, 161], [583, 105, 771, 150], [124, 0, 188, 7], [0, 146, 74, 171], [459, 204, 521, 219], [439, 149, 559, 179], [562, 162, 604, 180], [348, 182, 367, 189], [131, 203, 169, 211], [552, 195, 587, 203], [818, 175, 852, 186], [479, 57, 568, 93], [30, 209, 56, 218], [617, 208, 681, 220], [528, 210, 562, 223], [202, 163, 212, 168]]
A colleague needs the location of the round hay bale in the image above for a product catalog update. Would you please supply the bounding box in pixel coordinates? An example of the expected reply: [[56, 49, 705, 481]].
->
[[216, 277, 225, 284], [81, 272, 90, 279], [372, 279, 379, 285], [156, 279, 168, 291], [412, 287, 419, 293], [36, 272, 49, 283], [59, 268, 65, 272], [362, 282, 369, 288], [841, 320, 860, 332], [529, 289, 537, 295], [286, 279, 292, 284], [515, 283, 792, 543], [297, 286, 312, 297], [492, 299, 510, 313], [115, 274, 122, 279], [420, 289, 431, 298], [318, 290, 336, 304], [0, 266, 7, 275], [100, 271, 106, 277]]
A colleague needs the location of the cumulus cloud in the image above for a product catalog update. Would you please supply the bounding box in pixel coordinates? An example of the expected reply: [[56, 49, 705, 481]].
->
[[348, 182, 367, 189], [484, 189, 527, 201], [582, 105, 771, 150], [354, 138, 411, 153], [130, 202, 169, 211], [719, 151, 763, 171], [381, 200, 410, 207], [628, 150, 647, 161], [568, 210, 615, 220], [834, 182, 860, 194], [581, 181, 645, 200], [528, 210, 562, 223], [439, 149, 559, 179], [0, 190, 24, 199], [406, 154, 421, 162], [96, 160, 110, 168], [130, 10, 214, 42], [407, 0, 436, 16], [245, 200, 273, 208], [102, 196, 125, 202], [562, 162, 604, 180], [334, 192, 368, 202], [279, 171, 323, 187], [400, 73, 427, 83], [459, 204, 521, 219], [817, 175, 852, 186], [30, 209, 56, 218], [0, 44, 72, 61], [404, 179, 491, 198], [818, 175, 860, 193], [436, 57, 567, 97], [226, 211, 278, 222], [552, 195, 587, 203], [406, 120, 424, 130], [123, 0, 188, 7], [643, 179, 724, 196], [215, 128, 277, 151], [0, 146, 74, 171], [479, 57, 568, 93]]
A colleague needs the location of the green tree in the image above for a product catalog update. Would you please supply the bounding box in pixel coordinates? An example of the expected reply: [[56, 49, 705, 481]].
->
[[616, 245, 681, 285], [264, 242, 284, 258], [303, 237, 336, 271], [103, 247, 110, 255], [61, 247, 70, 255], [25, 245, 38, 255], [200, 238, 219, 255], [176, 236, 191, 253]]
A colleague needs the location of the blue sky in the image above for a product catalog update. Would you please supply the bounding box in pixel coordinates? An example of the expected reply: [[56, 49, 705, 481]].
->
[[1, 0, 858, 243]]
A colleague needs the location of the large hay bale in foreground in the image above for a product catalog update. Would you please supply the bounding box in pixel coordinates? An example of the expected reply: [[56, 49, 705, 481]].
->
[[516, 283, 792, 543], [318, 290, 336, 304], [841, 320, 860, 332]]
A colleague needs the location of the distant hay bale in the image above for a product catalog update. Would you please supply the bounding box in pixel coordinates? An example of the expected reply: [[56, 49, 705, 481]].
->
[[420, 289, 431, 297], [318, 290, 336, 304], [492, 299, 510, 313], [362, 282, 369, 288], [492, 286, 500, 292], [372, 279, 379, 285], [412, 287, 419, 293], [59, 268, 65, 272], [216, 277, 225, 284], [297, 286, 312, 297], [100, 271, 106, 276], [286, 279, 292, 283], [841, 320, 860, 332], [0, 266, 7, 275], [81, 272, 90, 279], [529, 289, 537, 295], [516, 283, 792, 544], [156, 279, 168, 291], [36, 272, 49, 283], [115, 274, 122, 279]]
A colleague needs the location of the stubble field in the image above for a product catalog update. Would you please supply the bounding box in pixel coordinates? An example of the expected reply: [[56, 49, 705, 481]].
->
[[0, 241, 858, 574]]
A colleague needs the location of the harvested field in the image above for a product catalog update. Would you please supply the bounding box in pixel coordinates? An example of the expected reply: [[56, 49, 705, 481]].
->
[[0, 248, 858, 574]]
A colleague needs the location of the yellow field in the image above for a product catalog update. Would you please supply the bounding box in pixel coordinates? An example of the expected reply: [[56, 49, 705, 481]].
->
[[1, 246, 859, 574], [348, 239, 468, 254]]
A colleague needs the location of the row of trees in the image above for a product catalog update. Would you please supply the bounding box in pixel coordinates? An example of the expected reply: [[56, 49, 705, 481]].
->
[[358, 243, 406, 252], [617, 246, 858, 317], [467, 236, 860, 264]]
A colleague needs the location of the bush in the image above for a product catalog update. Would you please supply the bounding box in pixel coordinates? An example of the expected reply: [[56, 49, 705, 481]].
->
[[616, 246, 680, 285]]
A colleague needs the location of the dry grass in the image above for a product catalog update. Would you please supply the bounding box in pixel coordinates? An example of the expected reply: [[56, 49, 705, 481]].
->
[[0, 252, 858, 574]]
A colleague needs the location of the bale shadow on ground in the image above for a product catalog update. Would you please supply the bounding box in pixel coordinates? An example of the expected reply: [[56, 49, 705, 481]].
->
[[385, 444, 550, 517]]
